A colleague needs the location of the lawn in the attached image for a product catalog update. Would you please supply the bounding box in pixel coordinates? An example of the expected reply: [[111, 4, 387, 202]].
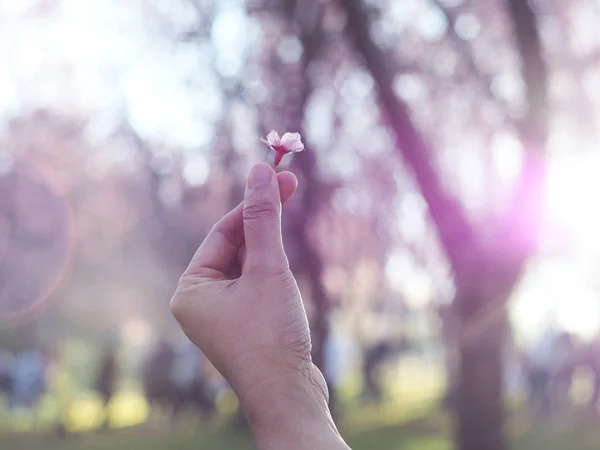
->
[[2, 359, 600, 449], [2, 409, 600, 450]]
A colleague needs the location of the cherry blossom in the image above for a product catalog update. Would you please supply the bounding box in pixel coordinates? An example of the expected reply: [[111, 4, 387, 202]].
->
[[260, 130, 304, 168]]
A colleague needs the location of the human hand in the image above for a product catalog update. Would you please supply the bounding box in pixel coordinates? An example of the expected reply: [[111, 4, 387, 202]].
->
[[170, 163, 349, 449]]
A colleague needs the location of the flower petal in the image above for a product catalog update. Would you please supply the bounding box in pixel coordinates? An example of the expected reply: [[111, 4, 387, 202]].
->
[[280, 132, 304, 153], [265, 130, 281, 147], [259, 137, 272, 148]]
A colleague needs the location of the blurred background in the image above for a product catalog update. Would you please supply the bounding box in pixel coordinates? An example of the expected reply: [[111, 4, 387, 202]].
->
[[0, 0, 599, 449]]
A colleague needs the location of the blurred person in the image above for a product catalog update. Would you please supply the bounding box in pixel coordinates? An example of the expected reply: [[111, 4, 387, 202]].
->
[[170, 339, 199, 407], [552, 331, 577, 413], [360, 339, 392, 404], [170, 163, 350, 450], [585, 337, 600, 415], [0, 349, 12, 401], [44, 345, 70, 438], [523, 327, 559, 418], [141, 339, 176, 416], [170, 340, 216, 422], [360, 336, 409, 405], [323, 329, 353, 420], [8, 346, 46, 427], [94, 339, 120, 429]]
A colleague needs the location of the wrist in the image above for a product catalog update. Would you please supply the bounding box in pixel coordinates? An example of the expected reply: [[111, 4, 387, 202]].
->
[[239, 363, 347, 449]]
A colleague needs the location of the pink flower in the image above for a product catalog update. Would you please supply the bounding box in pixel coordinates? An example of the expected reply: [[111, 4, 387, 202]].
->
[[260, 130, 304, 168]]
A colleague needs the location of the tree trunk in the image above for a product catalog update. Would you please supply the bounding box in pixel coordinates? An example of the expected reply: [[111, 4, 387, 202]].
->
[[458, 329, 505, 450], [454, 279, 509, 450]]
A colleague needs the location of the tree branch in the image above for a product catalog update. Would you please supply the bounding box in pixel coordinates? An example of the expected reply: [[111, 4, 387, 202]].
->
[[506, 0, 548, 149], [432, 0, 511, 115], [501, 0, 548, 261], [340, 0, 473, 271]]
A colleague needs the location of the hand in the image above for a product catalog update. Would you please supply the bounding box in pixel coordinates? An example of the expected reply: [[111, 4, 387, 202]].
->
[[170, 163, 349, 449]]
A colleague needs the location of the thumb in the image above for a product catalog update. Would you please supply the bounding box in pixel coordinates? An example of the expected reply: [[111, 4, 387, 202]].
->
[[242, 163, 288, 272]]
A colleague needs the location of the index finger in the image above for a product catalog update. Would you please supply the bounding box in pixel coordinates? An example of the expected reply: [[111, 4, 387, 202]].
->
[[182, 171, 298, 281], [183, 202, 244, 281]]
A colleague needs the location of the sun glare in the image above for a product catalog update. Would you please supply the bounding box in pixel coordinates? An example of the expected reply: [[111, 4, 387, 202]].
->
[[545, 152, 600, 253], [512, 260, 600, 341]]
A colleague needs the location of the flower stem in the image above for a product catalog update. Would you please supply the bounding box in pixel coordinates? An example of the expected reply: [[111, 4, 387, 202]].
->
[[273, 150, 285, 169]]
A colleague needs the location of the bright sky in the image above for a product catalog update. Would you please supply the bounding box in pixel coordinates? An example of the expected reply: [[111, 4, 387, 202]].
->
[[0, 0, 250, 150]]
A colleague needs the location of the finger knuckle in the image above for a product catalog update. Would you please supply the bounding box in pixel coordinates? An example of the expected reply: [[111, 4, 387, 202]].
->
[[245, 257, 290, 279], [170, 277, 207, 320], [169, 293, 186, 321], [177, 272, 202, 290], [243, 199, 278, 222]]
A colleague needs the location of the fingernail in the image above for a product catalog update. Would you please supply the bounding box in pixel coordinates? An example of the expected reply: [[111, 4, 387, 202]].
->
[[247, 163, 272, 188]]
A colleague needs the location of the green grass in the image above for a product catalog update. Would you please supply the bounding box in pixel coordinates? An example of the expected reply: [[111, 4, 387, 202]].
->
[[2, 409, 600, 450], [0, 418, 442, 450], [3, 359, 600, 449]]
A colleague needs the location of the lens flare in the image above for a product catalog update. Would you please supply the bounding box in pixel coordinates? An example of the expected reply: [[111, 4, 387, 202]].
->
[[0, 164, 76, 326]]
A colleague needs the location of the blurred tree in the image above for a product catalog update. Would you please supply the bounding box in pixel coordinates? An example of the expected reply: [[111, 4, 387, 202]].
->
[[340, 1, 548, 449]]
